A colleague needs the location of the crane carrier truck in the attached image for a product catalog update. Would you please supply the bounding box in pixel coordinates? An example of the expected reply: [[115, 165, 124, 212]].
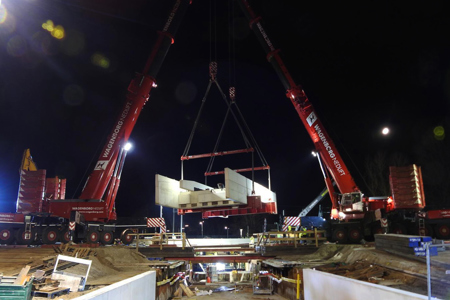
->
[[2, 1, 448, 245], [0, 0, 194, 245], [236, 0, 450, 242]]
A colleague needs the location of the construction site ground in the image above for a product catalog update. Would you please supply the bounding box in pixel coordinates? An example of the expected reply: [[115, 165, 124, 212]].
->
[[1, 242, 448, 299]]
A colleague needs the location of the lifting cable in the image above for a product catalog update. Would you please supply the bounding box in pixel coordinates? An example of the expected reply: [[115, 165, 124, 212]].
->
[[180, 0, 271, 191]]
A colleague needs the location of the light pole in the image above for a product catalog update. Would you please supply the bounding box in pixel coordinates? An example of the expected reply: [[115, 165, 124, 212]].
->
[[182, 224, 189, 236], [199, 221, 204, 237], [225, 226, 229, 238]]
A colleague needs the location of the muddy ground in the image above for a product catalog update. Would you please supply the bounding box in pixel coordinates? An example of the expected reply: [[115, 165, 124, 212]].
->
[[0, 243, 437, 299], [273, 242, 430, 296]]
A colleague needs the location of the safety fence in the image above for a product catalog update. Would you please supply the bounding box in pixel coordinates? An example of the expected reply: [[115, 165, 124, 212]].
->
[[130, 232, 192, 251], [425, 241, 450, 300], [254, 229, 327, 248]]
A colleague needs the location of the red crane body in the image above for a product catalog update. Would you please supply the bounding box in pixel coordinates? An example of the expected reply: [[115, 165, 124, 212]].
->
[[49, 0, 192, 223], [237, 0, 360, 218], [239, 1, 442, 244], [2, 1, 446, 246]]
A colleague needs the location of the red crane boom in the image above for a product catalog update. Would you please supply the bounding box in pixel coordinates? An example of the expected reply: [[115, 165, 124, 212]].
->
[[237, 0, 359, 218], [50, 0, 192, 223]]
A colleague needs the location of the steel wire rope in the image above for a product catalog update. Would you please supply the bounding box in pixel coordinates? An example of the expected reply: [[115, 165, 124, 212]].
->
[[204, 78, 273, 192], [204, 94, 233, 180], [320, 111, 369, 193], [232, 104, 269, 168], [204, 80, 255, 185], [204, 0, 252, 177], [211, 86, 271, 190], [226, 0, 271, 190], [180, 80, 214, 180], [181, 0, 217, 180], [71, 119, 121, 199], [226, 0, 257, 189], [203, 0, 271, 190], [204, 81, 253, 179], [228, 0, 236, 89], [181, 0, 271, 191], [224, 0, 259, 190]]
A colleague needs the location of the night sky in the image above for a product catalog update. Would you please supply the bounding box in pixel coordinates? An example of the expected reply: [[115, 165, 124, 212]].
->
[[0, 1, 449, 234]]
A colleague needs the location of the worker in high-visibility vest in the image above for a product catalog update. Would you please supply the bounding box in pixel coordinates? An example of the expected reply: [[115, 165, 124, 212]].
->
[[299, 226, 307, 245], [288, 225, 293, 239]]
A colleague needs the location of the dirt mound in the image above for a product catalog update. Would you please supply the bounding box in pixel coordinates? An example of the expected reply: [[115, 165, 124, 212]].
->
[[277, 243, 361, 262], [62, 246, 152, 284], [93, 246, 149, 266], [343, 247, 427, 275], [276, 243, 427, 275]]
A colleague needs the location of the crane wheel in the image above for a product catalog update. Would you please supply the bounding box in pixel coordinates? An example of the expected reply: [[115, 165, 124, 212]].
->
[[15, 228, 34, 245], [434, 223, 450, 239], [120, 229, 135, 245], [87, 229, 100, 244], [332, 227, 348, 244], [0, 227, 15, 245], [390, 223, 407, 235], [42, 227, 59, 244], [59, 227, 71, 244], [412, 224, 433, 237], [100, 231, 114, 245], [348, 227, 362, 244], [372, 225, 384, 235]]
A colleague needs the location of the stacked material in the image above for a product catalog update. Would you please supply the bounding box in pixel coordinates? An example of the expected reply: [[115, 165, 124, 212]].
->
[[16, 170, 67, 214], [389, 164, 425, 209], [375, 234, 437, 256], [16, 169, 46, 214], [45, 176, 67, 200]]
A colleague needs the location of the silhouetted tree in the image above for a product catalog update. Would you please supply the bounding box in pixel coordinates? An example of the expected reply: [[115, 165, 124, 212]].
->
[[413, 120, 450, 208]]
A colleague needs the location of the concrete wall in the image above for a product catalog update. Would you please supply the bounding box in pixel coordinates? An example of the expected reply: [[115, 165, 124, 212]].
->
[[303, 269, 428, 300], [73, 271, 156, 300], [155, 169, 276, 209]]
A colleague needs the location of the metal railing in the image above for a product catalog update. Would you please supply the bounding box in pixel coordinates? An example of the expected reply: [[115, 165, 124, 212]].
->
[[254, 229, 327, 248], [129, 232, 192, 251], [425, 241, 450, 300]]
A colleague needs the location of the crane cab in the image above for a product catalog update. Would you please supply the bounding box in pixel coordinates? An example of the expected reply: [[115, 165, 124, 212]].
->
[[340, 192, 364, 212]]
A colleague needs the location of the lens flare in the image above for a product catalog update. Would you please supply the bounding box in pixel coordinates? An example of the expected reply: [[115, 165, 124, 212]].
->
[[63, 84, 85, 106], [42, 20, 65, 40], [433, 126, 445, 141], [51, 25, 64, 39], [0, 4, 7, 24], [91, 52, 110, 69], [61, 30, 85, 56], [7, 35, 27, 57], [42, 20, 54, 31]]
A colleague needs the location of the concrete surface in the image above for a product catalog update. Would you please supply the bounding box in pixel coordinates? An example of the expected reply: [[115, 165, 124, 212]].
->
[[190, 285, 288, 299], [73, 271, 156, 300], [304, 269, 429, 300]]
